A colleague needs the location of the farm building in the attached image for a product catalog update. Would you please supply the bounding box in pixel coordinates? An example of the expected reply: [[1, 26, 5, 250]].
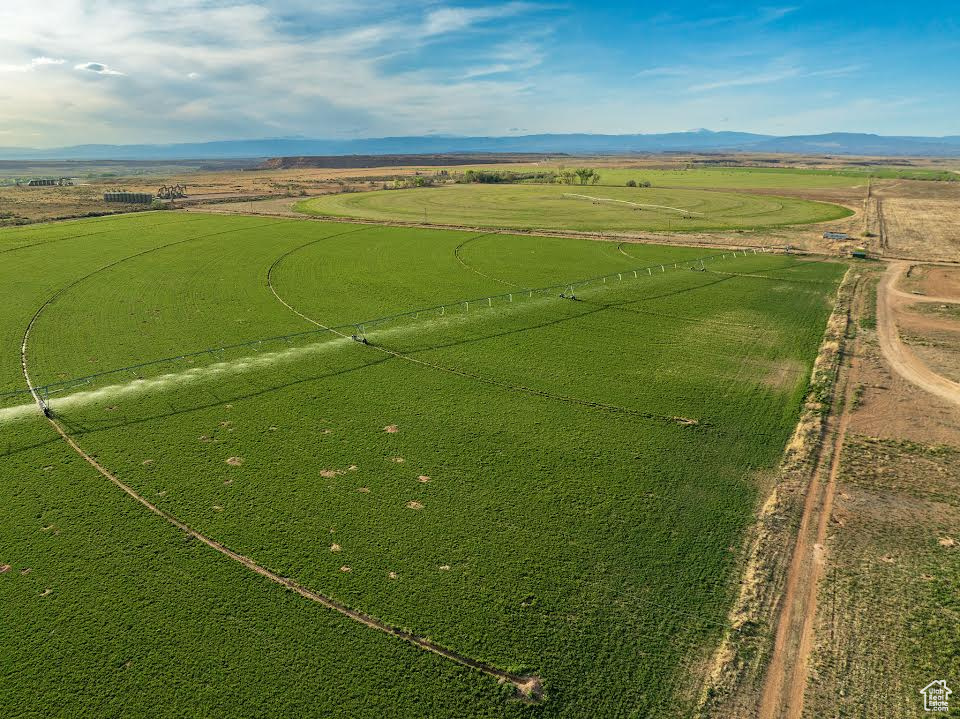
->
[[26, 179, 57, 187], [104, 192, 153, 204], [823, 231, 850, 240]]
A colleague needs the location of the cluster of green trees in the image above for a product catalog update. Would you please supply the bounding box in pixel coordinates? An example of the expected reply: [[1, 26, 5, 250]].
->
[[457, 167, 608, 186], [554, 167, 601, 185], [392, 174, 436, 189], [401, 167, 656, 188], [459, 169, 556, 184]]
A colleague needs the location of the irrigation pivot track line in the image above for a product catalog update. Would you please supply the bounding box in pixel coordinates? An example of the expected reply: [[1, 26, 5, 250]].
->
[[265, 240, 777, 425], [563, 193, 705, 215], [16, 224, 545, 701], [453, 232, 524, 288], [267, 241, 664, 421], [1, 245, 774, 411], [19, 379, 544, 699]]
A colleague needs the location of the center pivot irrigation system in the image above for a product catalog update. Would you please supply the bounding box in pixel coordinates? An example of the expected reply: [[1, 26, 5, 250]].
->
[[4, 247, 776, 416]]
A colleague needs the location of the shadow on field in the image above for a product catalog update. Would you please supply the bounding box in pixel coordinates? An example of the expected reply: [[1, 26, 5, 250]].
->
[[0, 427, 63, 460]]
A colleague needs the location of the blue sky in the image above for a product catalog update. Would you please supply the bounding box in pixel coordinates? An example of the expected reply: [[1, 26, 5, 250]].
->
[[0, 1, 957, 146]]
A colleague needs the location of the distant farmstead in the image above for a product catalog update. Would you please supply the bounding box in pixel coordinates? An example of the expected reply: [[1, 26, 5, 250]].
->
[[104, 192, 153, 204], [27, 179, 57, 187], [823, 231, 851, 240]]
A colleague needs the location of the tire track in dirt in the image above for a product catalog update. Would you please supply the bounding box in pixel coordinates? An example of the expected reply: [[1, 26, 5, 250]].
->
[[878, 262, 960, 407], [758, 276, 862, 719]]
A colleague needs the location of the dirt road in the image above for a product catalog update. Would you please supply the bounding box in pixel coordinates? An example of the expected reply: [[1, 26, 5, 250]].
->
[[757, 278, 861, 719], [877, 261, 960, 407]]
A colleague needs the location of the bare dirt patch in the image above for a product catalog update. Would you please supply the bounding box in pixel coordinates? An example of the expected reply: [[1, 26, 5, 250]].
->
[[405, 501, 424, 510], [851, 335, 960, 446], [319, 469, 344, 479], [939, 536, 957, 548], [909, 340, 960, 385], [225, 456, 244, 467], [879, 196, 960, 261], [384, 424, 399, 433], [330, 543, 342, 552], [390, 456, 405, 463], [917, 266, 960, 298], [875, 263, 960, 408], [0, 564, 11, 573], [356, 487, 370, 493], [804, 436, 960, 718], [761, 358, 806, 391], [418, 475, 431, 483]]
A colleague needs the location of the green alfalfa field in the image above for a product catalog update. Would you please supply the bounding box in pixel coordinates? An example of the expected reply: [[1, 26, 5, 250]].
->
[[294, 182, 853, 232], [0, 211, 846, 717]]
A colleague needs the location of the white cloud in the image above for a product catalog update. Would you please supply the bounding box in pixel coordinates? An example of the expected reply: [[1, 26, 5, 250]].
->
[[689, 68, 800, 92], [75, 61, 126, 76], [759, 6, 798, 24], [0, 1, 559, 145], [463, 63, 513, 78], [806, 64, 864, 79], [0, 2, 934, 144], [423, 3, 534, 36], [688, 63, 865, 92], [634, 66, 694, 78], [31, 56, 66, 67], [0, 56, 66, 73]]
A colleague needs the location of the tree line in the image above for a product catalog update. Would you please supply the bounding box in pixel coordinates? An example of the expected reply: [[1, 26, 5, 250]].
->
[[385, 168, 655, 188]]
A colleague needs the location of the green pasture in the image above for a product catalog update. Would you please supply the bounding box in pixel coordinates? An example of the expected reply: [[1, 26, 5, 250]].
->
[[590, 165, 956, 186], [0, 212, 845, 717], [295, 183, 852, 232], [392, 164, 953, 187]]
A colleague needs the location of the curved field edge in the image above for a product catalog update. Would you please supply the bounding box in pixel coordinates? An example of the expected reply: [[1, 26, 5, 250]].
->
[[86, 252, 840, 716], [292, 185, 854, 233], [3, 219, 542, 716], [1, 215, 848, 719], [0, 422, 525, 719]]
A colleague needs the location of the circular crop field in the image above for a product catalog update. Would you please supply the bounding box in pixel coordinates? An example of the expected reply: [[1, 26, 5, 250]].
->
[[295, 183, 853, 232]]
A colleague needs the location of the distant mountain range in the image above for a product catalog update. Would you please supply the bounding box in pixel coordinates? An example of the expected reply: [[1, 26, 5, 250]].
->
[[3, 130, 960, 160]]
